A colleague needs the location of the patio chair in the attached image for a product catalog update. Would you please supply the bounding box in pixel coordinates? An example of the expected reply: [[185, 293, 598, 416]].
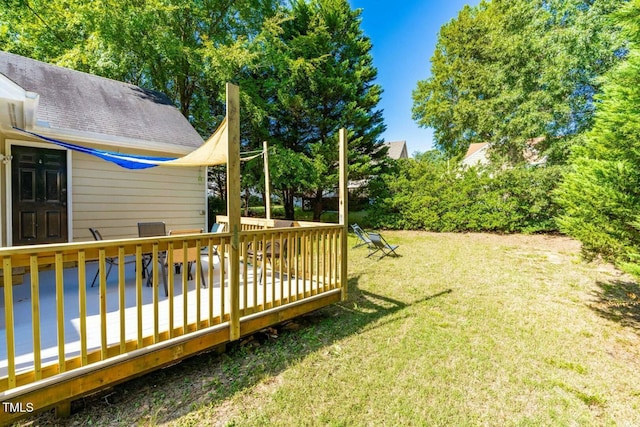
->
[[246, 220, 293, 282], [351, 223, 372, 249], [366, 232, 400, 260], [169, 228, 207, 289], [202, 222, 225, 257], [89, 228, 135, 287], [137, 221, 169, 296]]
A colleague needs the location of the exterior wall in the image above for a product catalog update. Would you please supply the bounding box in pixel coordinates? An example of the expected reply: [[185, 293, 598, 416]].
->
[[1, 137, 206, 246], [71, 151, 207, 242], [462, 145, 490, 167], [0, 132, 5, 247]]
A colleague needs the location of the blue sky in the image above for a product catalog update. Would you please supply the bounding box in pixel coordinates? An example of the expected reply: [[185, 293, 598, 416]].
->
[[349, 1, 481, 156]]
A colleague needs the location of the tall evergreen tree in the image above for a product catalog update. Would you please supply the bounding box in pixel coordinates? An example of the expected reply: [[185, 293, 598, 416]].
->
[[557, 0, 640, 274], [246, 0, 386, 220]]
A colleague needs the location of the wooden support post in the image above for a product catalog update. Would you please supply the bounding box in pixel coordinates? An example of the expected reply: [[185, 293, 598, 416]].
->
[[226, 83, 241, 341], [212, 343, 227, 355], [263, 140, 271, 220], [338, 128, 348, 301], [55, 401, 71, 418], [3, 257, 16, 388]]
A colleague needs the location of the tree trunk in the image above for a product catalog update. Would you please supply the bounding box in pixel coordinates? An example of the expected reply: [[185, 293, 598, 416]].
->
[[283, 189, 295, 220], [312, 189, 324, 222], [208, 166, 226, 203]]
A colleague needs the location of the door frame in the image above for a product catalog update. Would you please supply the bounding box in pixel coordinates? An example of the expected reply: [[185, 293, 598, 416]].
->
[[5, 139, 73, 246]]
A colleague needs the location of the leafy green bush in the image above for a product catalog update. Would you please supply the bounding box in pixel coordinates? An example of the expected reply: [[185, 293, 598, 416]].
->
[[368, 151, 564, 233]]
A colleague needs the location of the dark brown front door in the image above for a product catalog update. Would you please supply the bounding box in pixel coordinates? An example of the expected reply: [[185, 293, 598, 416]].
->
[[11, 145, 68, 245]]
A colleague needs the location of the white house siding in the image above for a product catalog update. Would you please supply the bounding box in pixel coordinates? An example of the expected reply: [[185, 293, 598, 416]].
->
[[72, 151, 206, 241], [462, 145, 490, 168]]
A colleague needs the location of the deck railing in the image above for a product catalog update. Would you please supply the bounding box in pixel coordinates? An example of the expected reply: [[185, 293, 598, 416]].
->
[[0, 219, 345, 422]]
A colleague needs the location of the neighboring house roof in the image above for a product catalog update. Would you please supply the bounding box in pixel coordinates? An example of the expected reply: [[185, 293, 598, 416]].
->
[[462, 138, 546, 167], [0, 51, 203, 150], [384, 140, 408, 160], [462, 142, 490, 167]]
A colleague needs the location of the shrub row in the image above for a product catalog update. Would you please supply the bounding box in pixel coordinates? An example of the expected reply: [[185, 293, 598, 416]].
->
[[366, 155, 565, 233]]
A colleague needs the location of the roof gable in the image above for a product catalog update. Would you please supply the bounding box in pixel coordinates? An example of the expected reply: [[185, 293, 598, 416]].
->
[[0, 51, 203, 148], [384, 140, 408, 159], [462, 143, 490, 167], [464, 143, 488, 159]]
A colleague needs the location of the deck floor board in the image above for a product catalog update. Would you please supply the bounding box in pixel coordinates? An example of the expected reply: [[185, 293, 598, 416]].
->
[[0, 255, 320, 377]]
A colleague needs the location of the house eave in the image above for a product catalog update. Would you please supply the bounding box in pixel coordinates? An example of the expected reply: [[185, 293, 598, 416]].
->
[[0, 96, 197, 156], [0, 74, 27, 100], [0, 75, 32, 131], [0, 88, 196, 155], [10, 125, 197, 156]]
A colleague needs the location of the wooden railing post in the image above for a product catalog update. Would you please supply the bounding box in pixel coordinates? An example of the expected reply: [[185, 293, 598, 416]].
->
[[227, 82, 241, 340], [339, 128, 348, 301], [264, 140, 271, 220], [3, 257, 16, 388]]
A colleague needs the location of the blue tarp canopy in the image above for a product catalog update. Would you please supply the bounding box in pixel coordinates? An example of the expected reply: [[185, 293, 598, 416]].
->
[[13, 127, 176, 169], [13, 118, 229, 169]]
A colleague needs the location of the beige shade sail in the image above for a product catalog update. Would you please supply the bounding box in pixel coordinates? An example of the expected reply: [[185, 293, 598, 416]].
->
[[13, 116, 265, 169], [12, 117, 229, 169], [159, 117, 228, 167]]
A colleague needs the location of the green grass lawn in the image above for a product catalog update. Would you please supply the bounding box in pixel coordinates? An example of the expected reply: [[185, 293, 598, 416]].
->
[[16, 232, 640, 426]]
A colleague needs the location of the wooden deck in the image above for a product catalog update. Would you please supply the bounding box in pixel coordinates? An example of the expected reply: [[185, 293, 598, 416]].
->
[[0, 222, 346, 424], [0, 255, 324, 377], [0, 84, 350, 425]]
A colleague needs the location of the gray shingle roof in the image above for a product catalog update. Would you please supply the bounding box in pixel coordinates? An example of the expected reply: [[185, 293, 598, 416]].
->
[[0, 51, 203, 148]]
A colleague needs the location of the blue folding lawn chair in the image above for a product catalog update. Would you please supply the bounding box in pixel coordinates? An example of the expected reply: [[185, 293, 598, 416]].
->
[[366, 232, 400, 260], [351, 223, 372, 249]]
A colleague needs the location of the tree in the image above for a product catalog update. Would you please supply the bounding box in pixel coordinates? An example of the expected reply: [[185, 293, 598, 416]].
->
[[557, 0, 640, 274], [1, 0, 385, 221], [0, 0, 282, 136], [412, 0, 626, 164], [256, 0, 386, 220]]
